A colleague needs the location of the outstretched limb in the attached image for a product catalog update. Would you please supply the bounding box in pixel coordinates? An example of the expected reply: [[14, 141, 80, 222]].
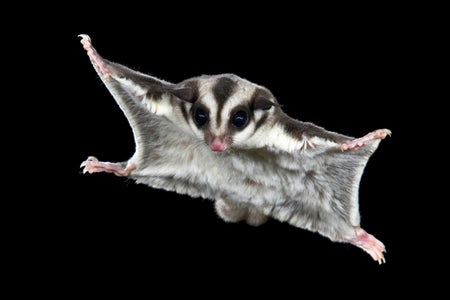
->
[[341, 129, 391, 152], [349, 226, 386, 264], [80, 156, 136, 177], [79, 34, 113, 79]]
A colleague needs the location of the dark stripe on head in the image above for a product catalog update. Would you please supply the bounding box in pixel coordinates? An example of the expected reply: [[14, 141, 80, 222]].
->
[[251, 88, 275, 132], [180, 102, 189, 124], [175, 80, 198, 124], [213, 76, 237, 104], [254, 114, 268, 131], [213, 76, 237, 126]]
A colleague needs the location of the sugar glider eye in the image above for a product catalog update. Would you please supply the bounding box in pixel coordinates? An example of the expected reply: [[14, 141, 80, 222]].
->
[[231, 111, 248, 128], [194, 107, 208, 127]]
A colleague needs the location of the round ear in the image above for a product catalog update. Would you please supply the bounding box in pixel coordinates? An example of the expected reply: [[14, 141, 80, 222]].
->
[[171, 87, 196, 103], [171, 81, 200, 103], [252, 95, 279, 110]]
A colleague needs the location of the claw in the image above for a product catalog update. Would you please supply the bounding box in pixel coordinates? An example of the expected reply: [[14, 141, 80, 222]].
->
[[79, 156, 135, 177], [78, 34, 90, 41], [78, 35, 111, 79], [80, 156, 99, 174], [376, 129, 392, 139], [351, 226, 386, 264], [385, 129, 392, 137]]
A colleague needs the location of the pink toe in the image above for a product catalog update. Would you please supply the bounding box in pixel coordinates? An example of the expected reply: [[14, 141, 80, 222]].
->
[[350, 227, 386, 263]]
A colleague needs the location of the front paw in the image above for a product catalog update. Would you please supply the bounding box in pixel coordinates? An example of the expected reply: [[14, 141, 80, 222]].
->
[[341, 129, 391, 151], [80, 156, 100, 174]]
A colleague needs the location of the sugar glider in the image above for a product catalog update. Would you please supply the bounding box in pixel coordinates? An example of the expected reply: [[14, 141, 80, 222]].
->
[[78, 34, 390, 263]]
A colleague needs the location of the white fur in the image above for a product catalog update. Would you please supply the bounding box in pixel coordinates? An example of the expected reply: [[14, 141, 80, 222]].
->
[[80, 34, 386, 261], [144, 95, 173, 116], [114, 77, 147, 97]]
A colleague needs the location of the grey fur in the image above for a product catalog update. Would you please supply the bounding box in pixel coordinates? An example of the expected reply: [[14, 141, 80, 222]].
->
[[79, 35, 389, 262]]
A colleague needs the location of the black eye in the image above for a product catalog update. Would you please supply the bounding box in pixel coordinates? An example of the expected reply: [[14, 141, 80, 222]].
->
[[231, 111, 248, 128], [194, 107, 208, 127]]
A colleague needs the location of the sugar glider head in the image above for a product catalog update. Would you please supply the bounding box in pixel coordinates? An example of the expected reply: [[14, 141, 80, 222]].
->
[[172, 74, 280, 152]]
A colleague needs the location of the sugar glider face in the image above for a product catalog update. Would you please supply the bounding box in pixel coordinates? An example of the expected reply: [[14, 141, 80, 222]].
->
[[176, 74, 279, 152]]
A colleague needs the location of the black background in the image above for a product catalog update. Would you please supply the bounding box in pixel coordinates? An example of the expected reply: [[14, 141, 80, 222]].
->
[[14, 4, 438, 295]]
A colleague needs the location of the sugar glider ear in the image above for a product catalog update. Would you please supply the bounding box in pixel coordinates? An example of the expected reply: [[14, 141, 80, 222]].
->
[[171, 87, 196, 103], [252, 95, 280, 110], [171, 81, 199, 103]]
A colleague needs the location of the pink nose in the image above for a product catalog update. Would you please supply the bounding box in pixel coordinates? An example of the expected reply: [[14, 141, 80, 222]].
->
[[210, 137, 226, 152]]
